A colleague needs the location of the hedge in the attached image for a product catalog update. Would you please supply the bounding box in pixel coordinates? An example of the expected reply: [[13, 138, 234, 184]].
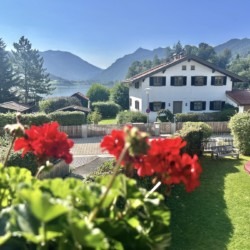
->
[[117, 111, 147, 124], [0, 111, 86, 129], [91, 101, 121, 119]]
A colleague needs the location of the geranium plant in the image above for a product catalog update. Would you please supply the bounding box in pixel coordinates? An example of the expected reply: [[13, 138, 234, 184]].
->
[[0, 117, 202, 249]]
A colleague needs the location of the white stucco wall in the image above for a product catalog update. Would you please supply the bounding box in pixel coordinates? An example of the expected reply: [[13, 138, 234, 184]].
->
[[129, 59, 234, 122]]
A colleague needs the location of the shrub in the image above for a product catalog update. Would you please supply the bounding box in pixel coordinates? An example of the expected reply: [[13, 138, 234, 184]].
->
[[175, 113, 200, 122], [39, 97, 81, 113], [157, 109, 174, 122], [86, 83, 110, 102], [179, 122, 212, 156], [228, 112, 250, 155], [19, 112, 51, 126], [49, 111, 86, 125], [87, 109, 102, 124], [117, 111, 147, 124], [91, 102, 120, 119]]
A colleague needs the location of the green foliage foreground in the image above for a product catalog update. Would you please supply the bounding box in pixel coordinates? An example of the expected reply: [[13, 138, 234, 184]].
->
[[0, 166, 170, 249]]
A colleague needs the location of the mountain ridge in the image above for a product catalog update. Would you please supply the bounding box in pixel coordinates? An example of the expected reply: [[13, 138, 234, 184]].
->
[[41, 38, 250, 83]]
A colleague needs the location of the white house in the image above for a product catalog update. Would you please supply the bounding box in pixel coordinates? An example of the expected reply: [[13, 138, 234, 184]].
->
[[123, 55, 247, 122]]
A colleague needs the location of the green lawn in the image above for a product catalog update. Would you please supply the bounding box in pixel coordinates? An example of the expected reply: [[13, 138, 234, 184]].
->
[[98, 118, 117, 125], [167, 155, 250, 250]]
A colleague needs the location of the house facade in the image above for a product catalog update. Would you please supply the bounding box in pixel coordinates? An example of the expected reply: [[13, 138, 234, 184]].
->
[[123, 55, 246, 122]]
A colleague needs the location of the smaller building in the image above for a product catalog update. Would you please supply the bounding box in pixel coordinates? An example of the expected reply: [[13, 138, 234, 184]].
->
[[226, 90, 250, 112], [71, 92, 90, 109], [0, 101, 32, 113]]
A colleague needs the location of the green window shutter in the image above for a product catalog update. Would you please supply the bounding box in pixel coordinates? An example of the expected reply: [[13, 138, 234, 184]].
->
[[170, 77, 175, 86], [190, 102, 194, 111], [149, 77, 153, 86], [222, 101, 225, 109], [210, 101, 214, 110], [149, 102, 153, 111], [191, 76, 195, 86], [223, 76, 227, 85], [204, 76, 207, 85], [183, 77, 187, 86], [211, 76, 215, 85], [202, 101, 206, 110], [161, 102, 165, 109], [162, 77, 166, 86]]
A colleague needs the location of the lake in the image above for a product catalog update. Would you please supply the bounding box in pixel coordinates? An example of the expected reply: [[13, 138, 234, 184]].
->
[[49, 82, 113, 97]]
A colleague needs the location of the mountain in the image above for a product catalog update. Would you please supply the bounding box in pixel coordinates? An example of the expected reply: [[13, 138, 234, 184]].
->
[[40, 50, 103, 81], [92, 47, 170, 83], [214, 38, 250, 56]]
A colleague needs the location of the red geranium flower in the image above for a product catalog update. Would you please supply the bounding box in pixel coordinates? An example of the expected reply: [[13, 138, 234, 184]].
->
[[14, 122, 74, 164]]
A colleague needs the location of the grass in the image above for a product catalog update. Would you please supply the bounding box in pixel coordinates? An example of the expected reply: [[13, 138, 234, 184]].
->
[[167, 155, 250, 250], [98, 118, 117, 125]]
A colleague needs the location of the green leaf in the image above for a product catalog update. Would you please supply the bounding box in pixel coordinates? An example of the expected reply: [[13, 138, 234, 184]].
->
[[20, 189, 69, 222]]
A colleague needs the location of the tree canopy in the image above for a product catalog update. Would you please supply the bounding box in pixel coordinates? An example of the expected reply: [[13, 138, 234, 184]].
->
[[12, 36, 54, 103], [0, 38, 19, 102], [110, 82, 129, 110], [86, 83, 110, 103]]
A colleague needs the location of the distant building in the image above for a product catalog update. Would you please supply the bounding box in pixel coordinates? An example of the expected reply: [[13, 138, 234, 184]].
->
[[0, 101, 32, 113], [123, 55, 247, 122]]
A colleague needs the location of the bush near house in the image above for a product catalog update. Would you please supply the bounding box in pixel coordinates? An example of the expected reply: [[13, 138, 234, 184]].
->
[[228, 112, 250, 155], [39, 96, 81, 113], [49, 111, 86, 126], [117, 111, 147, 124], [179, 122, 212, 156], [91, 101, 121, 119]]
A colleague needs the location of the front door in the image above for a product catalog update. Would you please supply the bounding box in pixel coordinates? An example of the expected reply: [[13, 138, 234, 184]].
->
[[173, 101, 182, 114]]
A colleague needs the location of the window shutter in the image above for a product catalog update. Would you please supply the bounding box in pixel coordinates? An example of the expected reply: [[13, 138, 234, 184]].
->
[[223, 76, 227, 85], [190, 102, 194, 111], [210, 101, 214, 110], [222, 101, 225, 109], [149, 102, 153, 111], [162, 77, 166, 86], [149, 77, 153, 86], [204, 76, 207, 85], [211, 76, 215, 85], [202, 101, 206, 110], [170, 77, 175, 86], [161, 102, 165, 109], [183, 77, 187, 86], [191, 76, 195, 86]]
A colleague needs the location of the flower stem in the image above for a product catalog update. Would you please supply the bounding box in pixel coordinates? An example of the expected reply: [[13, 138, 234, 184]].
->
[[88, 142, 130, 222], [145, 181, 162, 198], [3, 136, 16, 168]]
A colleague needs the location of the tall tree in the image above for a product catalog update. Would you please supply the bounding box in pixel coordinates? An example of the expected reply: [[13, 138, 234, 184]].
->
[[0, 38, 19, 102], [110, 82, 129, 110], [86, 83, 110, 103], [12, 36, 54, 103]]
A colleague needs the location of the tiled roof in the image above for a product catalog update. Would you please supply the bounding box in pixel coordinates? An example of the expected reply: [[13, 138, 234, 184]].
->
[[71, 92, 89, 100], [0, 101, 31, 112], [226, 90, 250, 105], [123, 55, 248, 84], [55, 105, 91, 112]]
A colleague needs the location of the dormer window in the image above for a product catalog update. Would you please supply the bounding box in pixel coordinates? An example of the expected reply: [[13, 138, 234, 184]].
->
[[149, 77, 166, 86], [182, 65, 186, 70]]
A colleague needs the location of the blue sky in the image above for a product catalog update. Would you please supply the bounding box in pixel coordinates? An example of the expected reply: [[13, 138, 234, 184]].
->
[[0, 0, 250, 68]]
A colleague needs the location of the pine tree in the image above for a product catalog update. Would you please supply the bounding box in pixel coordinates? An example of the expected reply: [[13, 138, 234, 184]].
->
[[12, 36, 54, 104], [0, 38, 19, 102]]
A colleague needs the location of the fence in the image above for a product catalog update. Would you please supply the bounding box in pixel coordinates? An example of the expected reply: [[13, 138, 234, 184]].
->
[[59, 121, 231, 138]]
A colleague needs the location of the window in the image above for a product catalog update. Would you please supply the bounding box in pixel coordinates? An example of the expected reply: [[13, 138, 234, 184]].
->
[[135, 100, 139, 110], [170, 76, 187, 86], [182, 65, 186, 70], [190, 101, 206, 111], [211, 76, 227, 86], [210, 101, 225, 110], [129, 98, 132, 107], [134, 82, 140, 88], [191, 76, 207, 86], [191, 65, 195, 70], [149, 77, 166, 86], [149, 102, 165, 112]]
